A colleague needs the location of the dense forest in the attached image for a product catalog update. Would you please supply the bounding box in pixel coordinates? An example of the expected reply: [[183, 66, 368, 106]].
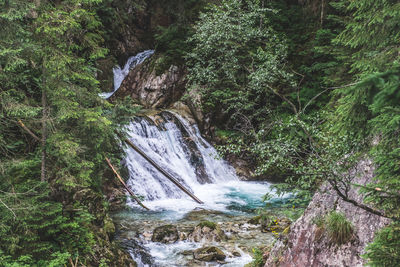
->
[[0, 0, 399, 266]]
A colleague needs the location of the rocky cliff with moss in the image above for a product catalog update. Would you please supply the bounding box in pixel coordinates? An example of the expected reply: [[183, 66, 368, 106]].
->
[[264, 159, 391, 266]]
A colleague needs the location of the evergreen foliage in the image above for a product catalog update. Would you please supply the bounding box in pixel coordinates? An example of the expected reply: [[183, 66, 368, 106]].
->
[[0, 0, 138, 265]]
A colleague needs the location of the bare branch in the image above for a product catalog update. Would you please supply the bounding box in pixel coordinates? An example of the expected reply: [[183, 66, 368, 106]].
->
[[0, 198, 16, 219], [16, 120, 40, 142]]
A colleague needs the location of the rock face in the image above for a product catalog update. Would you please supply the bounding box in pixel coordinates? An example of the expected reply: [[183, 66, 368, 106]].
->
[[193, 246, 226, 262], [111, 59, 186, 108], [264, 159, 391, 267], [151, 224, 179, 243]]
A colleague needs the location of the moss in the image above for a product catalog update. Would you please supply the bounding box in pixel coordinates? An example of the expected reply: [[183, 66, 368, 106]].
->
[[197, 221, 217, 230], [103, 215, 115, 236], [312, 215, 325, 228]]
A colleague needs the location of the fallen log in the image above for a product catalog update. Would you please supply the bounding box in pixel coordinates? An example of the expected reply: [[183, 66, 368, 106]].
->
[[105, 157, 150, 210], [116, 132, 204, 204]]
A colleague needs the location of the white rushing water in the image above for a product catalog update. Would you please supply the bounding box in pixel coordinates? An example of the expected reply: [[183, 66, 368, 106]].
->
[[99, 50, 154, 99], [109, 51, 280, 266], [123, 111, 261, 212], [119, 112, 280, 267]]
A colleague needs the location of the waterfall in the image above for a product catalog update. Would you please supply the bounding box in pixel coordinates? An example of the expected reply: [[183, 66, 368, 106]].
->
[[124, 111, 238, 204], [99, 50, 154, 99]]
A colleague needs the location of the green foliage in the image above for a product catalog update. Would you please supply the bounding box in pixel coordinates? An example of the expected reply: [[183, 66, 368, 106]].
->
[[333, 0, 400, 73], [153, 0, 206, 73], [0, 0, 138, 265], [190, 0, 400, 264], [187, 0, 292, 121], [363, 223, 400, 267], [249, 247, 264, 267]]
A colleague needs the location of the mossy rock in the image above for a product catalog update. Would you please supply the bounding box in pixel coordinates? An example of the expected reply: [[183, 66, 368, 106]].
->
[[261, 217, 292, 233], [197, 221, 217, 230], [248, 215, 261, 225], [151, 224, 179, 243], [193, 246, 226, 262], [183, 208, 224, 221]]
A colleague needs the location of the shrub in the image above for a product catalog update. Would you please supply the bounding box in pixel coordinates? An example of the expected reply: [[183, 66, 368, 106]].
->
[[363, 223, 400, 267], [326, 211, 353, 245]]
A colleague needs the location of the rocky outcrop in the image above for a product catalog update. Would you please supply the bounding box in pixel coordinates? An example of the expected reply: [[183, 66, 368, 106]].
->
[[151, 224, 179, 243], [111, 59, 186, 108], [188, 221, 227, 243], [193, 246, 226, 262], [264, 159, 391, 267]]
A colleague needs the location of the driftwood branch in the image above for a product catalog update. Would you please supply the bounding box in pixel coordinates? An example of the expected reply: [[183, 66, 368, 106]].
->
[[105, 157, 150, 210], [17, 120, 40, 142], [116, 131, 204, 204]]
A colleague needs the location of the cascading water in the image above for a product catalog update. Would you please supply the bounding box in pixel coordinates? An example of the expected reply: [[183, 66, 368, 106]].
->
[[99, 50, 154, 99], [124, 111, 238, 203], [118, 111, 275, 266], [111, 50, 285, 267]]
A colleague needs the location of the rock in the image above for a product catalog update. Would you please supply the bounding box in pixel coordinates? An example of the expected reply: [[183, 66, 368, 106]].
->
[[181, 250, 193, 256], [247, 215, 261, 225], [184, 87, 209, 134], [264, 159, 391, 267], [111, 58, 186, 109], [183, 208, 225, 221], [193, 246, 226, 262], [188, 221, 227, 243], [261, 217, 291, 233], [151, 225, 179, 244], [232, 250, 241, 257]]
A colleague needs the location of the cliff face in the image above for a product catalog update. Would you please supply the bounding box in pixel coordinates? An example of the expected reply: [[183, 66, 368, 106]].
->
[[110, 59, 186, 108], [265, 159, 390, 267]]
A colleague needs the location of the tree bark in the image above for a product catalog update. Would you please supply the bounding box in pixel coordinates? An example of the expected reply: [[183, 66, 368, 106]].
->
[[41, 87, 47, 182], [117, 132, 204, 204], [105, 157, 150, 210]]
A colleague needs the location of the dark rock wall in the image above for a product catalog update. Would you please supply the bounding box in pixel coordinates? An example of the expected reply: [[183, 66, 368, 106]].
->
[[110, 59, 186, 108]]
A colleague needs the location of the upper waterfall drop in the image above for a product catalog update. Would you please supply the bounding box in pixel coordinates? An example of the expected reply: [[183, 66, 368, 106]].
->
[[99, 50, 154, 99]]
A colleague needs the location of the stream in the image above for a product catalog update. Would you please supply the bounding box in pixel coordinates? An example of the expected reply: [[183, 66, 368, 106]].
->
[[104, 51, 286, 266]]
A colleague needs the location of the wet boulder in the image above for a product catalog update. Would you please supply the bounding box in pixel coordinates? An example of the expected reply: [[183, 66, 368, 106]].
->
[[183, 208, 225, 221], [247, 215, 261, 225], [188, 221, 227, 242], [193, 246, 226, 262], [151, 224, 179, 243]]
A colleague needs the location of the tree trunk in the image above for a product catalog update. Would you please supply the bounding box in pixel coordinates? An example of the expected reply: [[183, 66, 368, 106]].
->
[[118, 132, 204, 204], [41, 87, 47, 182], [105, 157, 150, 210]]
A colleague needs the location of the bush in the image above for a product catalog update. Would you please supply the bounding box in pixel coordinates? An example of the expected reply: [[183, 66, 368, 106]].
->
[[363, 223, 400, 267], [326, 211, 353, 245]]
